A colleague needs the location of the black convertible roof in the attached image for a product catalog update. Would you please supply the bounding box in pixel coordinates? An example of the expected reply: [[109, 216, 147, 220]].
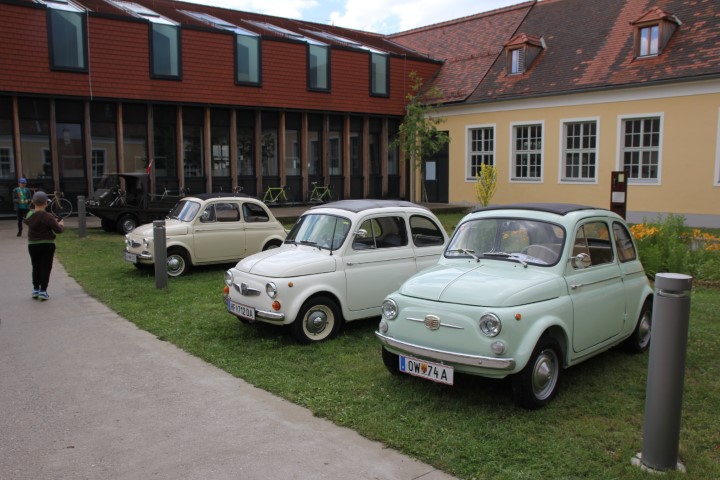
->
[[312, 199, 427, 213], [472, 203, 609, 216]]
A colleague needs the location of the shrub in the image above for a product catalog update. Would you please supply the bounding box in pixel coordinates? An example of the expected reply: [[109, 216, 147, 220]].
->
[[631, 214, 720, 281]]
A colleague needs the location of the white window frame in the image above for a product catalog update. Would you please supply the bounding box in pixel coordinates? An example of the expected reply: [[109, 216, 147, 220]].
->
[[559, 117, 600, 184], [639, 25, 659, 57], [510, 121, 544, 183], [617, 113, 663, 185], [510, 47, 524, 74], [465, 124, 495, 181]]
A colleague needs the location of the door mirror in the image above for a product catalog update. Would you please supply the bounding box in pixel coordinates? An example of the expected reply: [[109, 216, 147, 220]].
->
[[571, 252, 592, 269], [354, 228, 368, 238]]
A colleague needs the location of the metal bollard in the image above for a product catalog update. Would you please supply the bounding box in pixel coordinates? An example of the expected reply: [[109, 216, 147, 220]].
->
[[77, 196, 87, 238], [153, 220, 168, 290], [633, 273, 693, 473]]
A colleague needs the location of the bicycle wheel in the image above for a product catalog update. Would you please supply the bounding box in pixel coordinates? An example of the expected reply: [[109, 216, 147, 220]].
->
[[51, 197, 73, 218]]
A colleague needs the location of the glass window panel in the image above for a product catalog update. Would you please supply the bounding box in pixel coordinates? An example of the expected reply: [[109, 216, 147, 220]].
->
[[236, 34, 260, 84], [152, 24, 180, 78], [309, 45, 329, 90], [371, 53, 388, 96], [182, 107, 203, 177], [18, 98, 51, 182], [236, 109, 254, 177], [90, 102, 117, 181], [48, 9, 87, 70]]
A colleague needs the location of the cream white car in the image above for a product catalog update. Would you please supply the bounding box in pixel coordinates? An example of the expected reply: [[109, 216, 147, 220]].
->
[[124, 194, 286, 276], [223, 200, 449, 343]]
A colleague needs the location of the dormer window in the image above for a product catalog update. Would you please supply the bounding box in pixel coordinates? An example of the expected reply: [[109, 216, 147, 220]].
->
[[631, 8, 680, 58], [505, 34, 544, 76]]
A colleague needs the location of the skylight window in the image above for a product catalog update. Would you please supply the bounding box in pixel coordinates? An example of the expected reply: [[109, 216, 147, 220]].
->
[[107, 0, 177, 25], [179, 10, 257, 36], [244, 20, 325, 46], [35, 0, 84, 12], [302, 30, 385, 54]]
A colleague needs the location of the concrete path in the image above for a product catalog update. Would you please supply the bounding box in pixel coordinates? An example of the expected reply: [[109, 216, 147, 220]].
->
[[0, 219, 455, 480]]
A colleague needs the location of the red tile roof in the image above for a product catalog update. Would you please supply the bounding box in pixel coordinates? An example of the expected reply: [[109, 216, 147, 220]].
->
[[389, 3, 534, 103]]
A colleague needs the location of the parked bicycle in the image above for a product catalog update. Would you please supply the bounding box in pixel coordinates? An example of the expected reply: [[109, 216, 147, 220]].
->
[[262, 185, 288, 205], [307, 182, 333, 204], [48, 191, 73, 218]]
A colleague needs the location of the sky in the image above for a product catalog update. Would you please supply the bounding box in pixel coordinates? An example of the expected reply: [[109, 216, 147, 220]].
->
[[188, 0, 525, 34]]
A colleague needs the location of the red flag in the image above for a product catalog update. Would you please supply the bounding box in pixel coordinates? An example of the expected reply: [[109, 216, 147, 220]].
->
[[145, 159, 153, 174]]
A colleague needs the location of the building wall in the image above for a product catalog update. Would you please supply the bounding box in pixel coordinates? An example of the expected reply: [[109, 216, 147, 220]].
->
[[0, 3, 439, 116], [439, 80, 720, 226]]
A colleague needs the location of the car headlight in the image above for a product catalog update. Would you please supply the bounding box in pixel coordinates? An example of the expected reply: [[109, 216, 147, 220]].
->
[[143, 237, 149, 248], [479, 313, 502, 337], [382, 299, 398, 320], [224, 270, 233, 287], [266, 282, 278, 299]]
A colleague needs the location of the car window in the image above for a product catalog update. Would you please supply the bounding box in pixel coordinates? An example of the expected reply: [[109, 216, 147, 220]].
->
[[168, 199, 201, 221], [215, 202, 241, 222], [353, 216, 407, 250], [242, 202, 269, 223], [446, 218, 564, 266], [613, 222, 637, 262], [287, 214, 351, 250], [573, 221, 613, 267], [410, 215, 444, 247], [200, 205, 217, 223]]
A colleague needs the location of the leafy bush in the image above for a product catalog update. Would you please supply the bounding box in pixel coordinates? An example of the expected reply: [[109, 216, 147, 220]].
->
[[631, 214, 720, 281]]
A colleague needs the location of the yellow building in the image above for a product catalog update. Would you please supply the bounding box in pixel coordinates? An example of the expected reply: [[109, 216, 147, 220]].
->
[[392, 0, 720, 227]]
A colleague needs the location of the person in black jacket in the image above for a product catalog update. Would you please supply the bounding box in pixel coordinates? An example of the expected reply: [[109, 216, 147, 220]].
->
[[24, 191, 64, 301]]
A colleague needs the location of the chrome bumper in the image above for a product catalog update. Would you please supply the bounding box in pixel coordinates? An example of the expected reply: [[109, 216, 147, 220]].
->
[[376, 332, 516, 371], [124, 249, 153, 261]]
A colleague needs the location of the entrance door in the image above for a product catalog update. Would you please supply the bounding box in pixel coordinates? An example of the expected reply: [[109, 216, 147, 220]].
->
[[422, 135, 448, 203]]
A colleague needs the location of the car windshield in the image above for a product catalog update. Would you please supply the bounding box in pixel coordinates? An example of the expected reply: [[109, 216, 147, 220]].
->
[[446, 217, 565, 266], [167, 199, 201, 222], [286, 214, 352, 250]]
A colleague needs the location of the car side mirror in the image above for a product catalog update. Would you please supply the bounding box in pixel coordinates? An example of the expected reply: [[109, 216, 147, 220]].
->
[[354, 228, 368, 238], [200, 211, 211, 222], [571, 252, 592, 269]]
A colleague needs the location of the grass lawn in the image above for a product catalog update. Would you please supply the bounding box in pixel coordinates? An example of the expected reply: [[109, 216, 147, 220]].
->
[[56, 216, 719, 480]]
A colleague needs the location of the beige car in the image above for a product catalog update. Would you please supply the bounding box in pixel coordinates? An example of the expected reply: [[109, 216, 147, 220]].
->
[[124, 194, 286, 276]]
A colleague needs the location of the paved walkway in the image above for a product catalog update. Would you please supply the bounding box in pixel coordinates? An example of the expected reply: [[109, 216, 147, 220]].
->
[[0, 218, 455, 480]]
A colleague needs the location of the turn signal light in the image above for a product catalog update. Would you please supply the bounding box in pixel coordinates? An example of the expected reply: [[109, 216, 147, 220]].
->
[[223, 285, 229, 295], [272, 300, 281, 311]]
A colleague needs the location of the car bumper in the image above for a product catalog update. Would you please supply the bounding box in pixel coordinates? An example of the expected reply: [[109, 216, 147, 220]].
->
[[376, 331, 516, 371], [124, 248, 153, 263]]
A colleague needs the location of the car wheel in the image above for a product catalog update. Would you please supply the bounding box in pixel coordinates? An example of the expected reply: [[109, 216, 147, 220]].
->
[[166, 249, 190, 277], [291, 296, 341, 344], [381, 347, 401, 375], [101, 218, 116, 232], [117, 214, 137, 234], [263, 240, 282, 251], [511, 336, 562, 409], [624, 300, 652, 353]]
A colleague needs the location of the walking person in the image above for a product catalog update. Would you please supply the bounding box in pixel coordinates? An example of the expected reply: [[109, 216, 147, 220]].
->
[[13, 177, 32, 237], [24, 191, 64, 301]]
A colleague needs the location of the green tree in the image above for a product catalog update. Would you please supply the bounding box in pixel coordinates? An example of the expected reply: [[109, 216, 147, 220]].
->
[[395, 71, 449, 202], [475, 163, 498, 207]]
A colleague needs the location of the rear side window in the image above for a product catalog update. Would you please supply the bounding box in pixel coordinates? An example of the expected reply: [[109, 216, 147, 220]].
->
[[216, 202, 241, 222], [243, 202, 270, 222], [410, 215, 445, 247], [613, 222, 637, 262], [573, 221, 614, 266]]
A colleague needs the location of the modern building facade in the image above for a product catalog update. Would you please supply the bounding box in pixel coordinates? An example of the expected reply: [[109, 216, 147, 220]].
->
[[0, 0, 440, 213], [392, 0, 720, 227]]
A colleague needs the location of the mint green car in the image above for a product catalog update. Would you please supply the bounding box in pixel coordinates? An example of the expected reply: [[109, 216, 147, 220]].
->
[[376, 204, 654, 408]]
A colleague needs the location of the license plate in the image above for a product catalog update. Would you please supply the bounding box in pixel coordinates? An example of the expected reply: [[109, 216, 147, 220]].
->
[[227, 300, 255, 321], [124, 252, 137, 263], [399, 355, 454, 385]]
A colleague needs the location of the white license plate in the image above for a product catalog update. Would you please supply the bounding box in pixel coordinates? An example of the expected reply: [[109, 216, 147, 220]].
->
[[399, 355, 454, 385], [227, 300, 255, 321], [124, 252, 137, 263]]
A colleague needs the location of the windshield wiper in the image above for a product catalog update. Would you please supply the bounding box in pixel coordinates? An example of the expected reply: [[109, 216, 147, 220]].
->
[[447, 248, 481, 262], [482, 251, 528, 268], [298, 240, 319, 247]]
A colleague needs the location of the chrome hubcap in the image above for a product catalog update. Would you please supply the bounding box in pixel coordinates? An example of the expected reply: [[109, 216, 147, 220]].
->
[[638, 312, 651, 348], [532, 349, 558, 400], [167, 256, 184, 275]]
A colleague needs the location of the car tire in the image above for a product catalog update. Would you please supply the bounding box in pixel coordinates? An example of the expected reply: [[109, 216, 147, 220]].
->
[[511, 336, 562, 409], [263, 240, 283, 251], [381, 347, 401, 375], [166, 249, 190, 277], [101, 218, 116, 232], [623, 300, 652, 353], [291, 296, 341, 344], [117, 214, 137, 234]]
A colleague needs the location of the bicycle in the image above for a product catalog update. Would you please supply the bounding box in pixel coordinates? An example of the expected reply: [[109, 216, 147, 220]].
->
[[48, 191, 73, 218], [307, 182, 333, 204], [262, 185, 288, 205]]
